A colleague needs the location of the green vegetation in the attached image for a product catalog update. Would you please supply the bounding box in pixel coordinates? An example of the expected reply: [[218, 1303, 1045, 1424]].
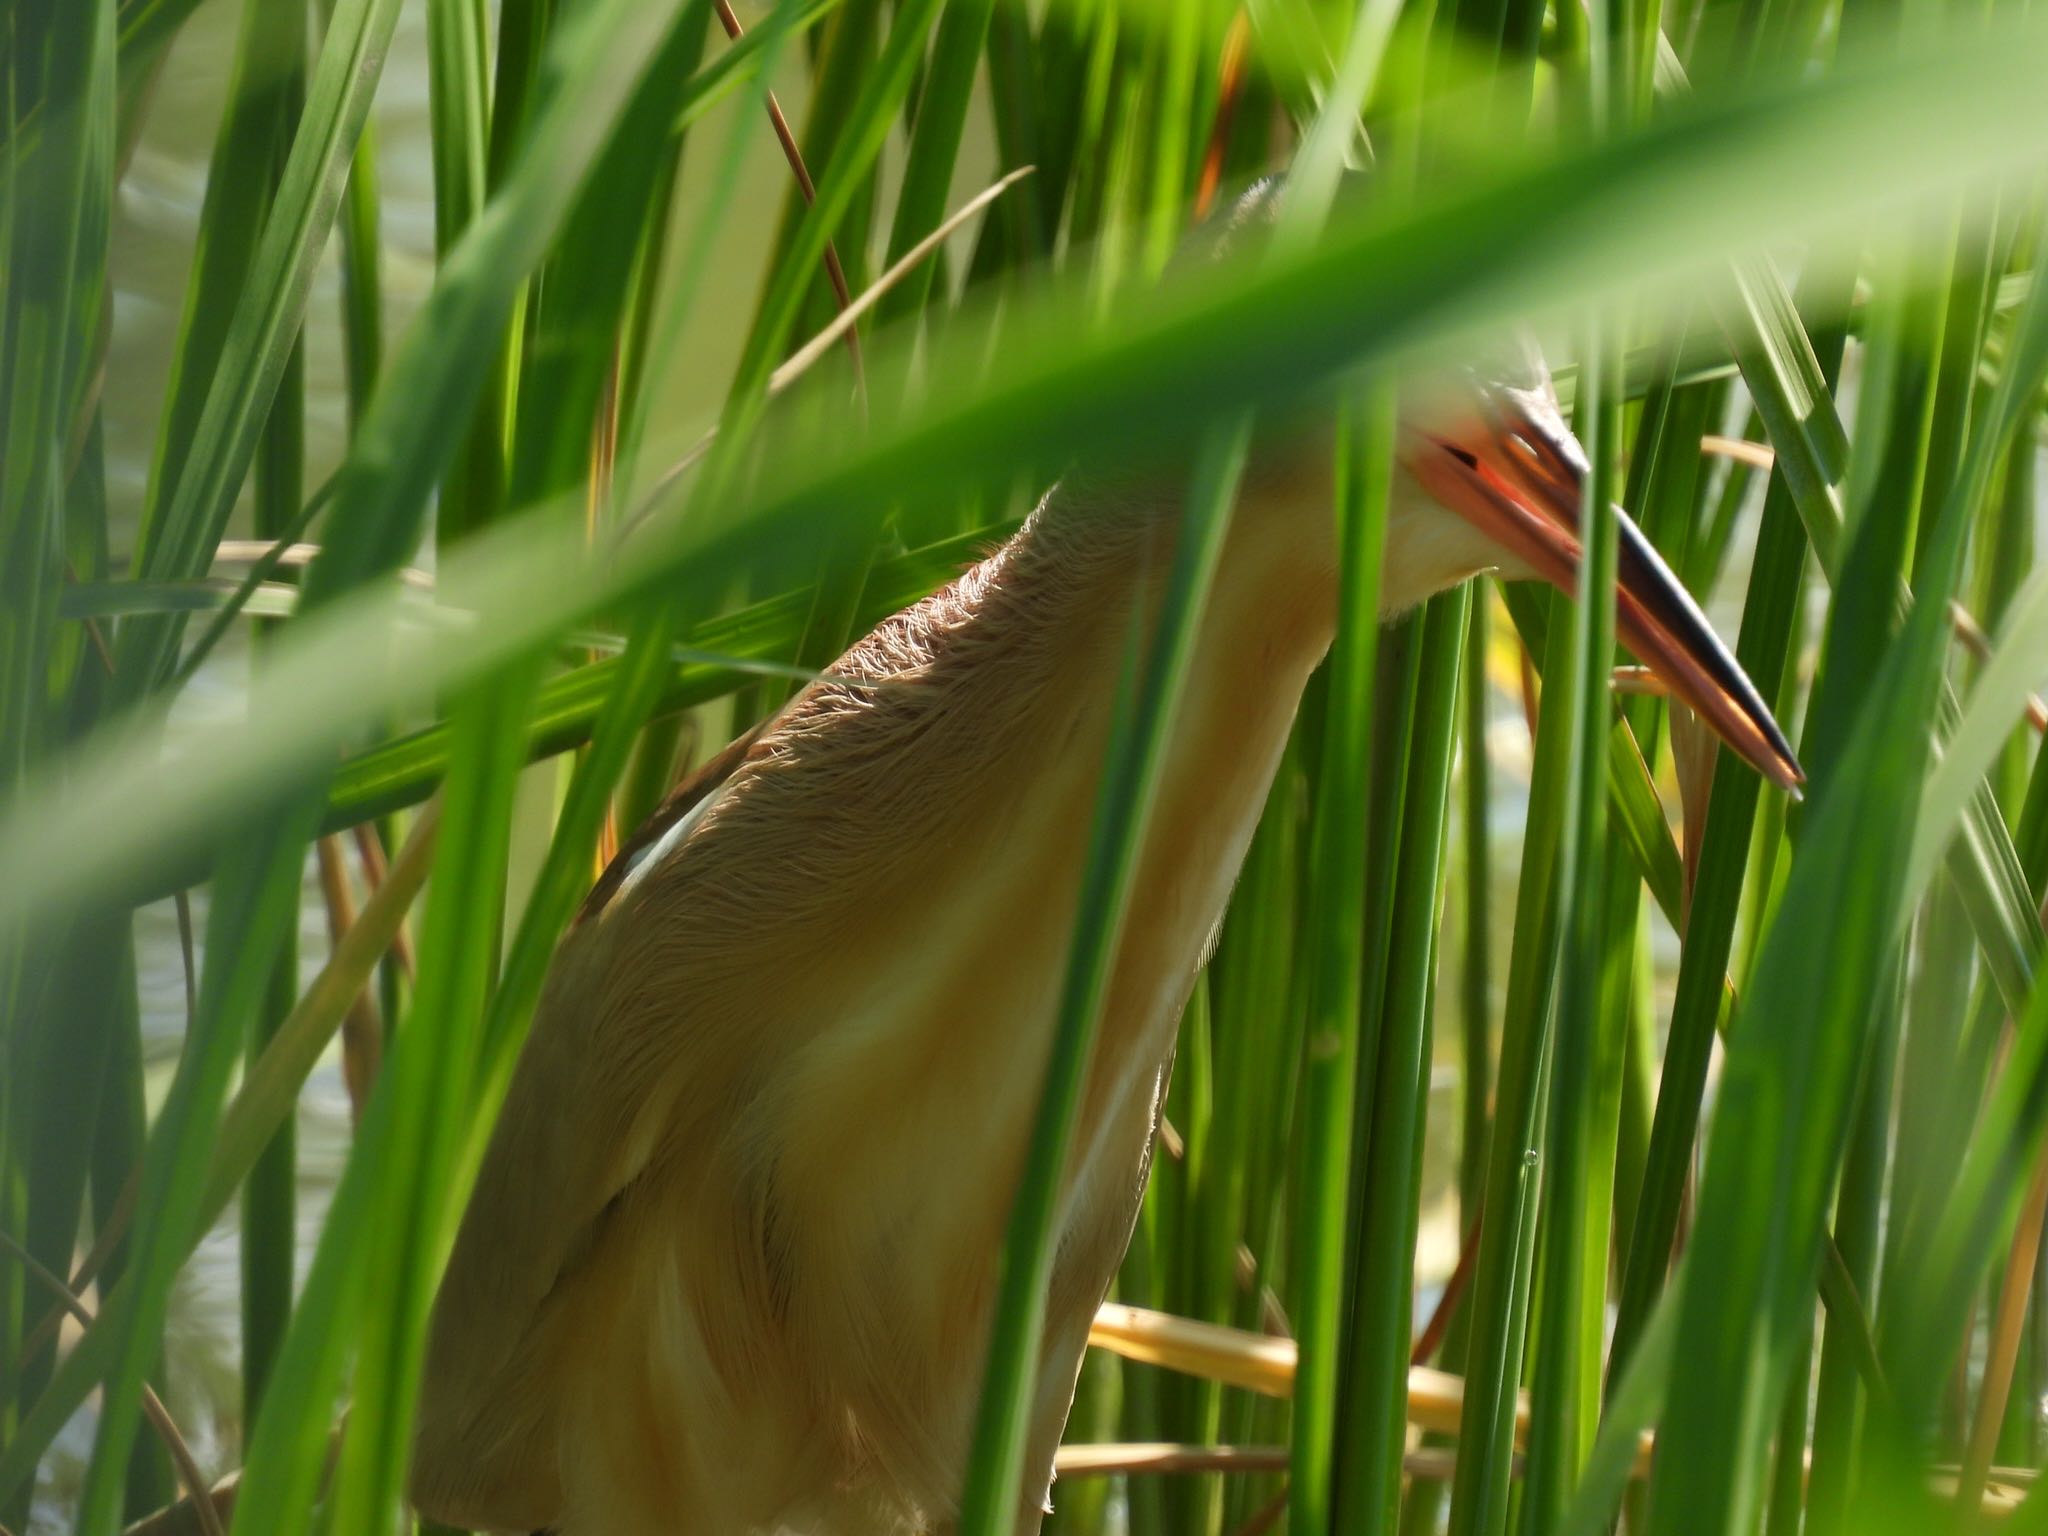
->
[[4, 0, 2048, 1533]]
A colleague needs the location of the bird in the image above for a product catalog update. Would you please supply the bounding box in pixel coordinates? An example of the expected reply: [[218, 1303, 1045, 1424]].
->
[[408, 180, 1801, 1536]]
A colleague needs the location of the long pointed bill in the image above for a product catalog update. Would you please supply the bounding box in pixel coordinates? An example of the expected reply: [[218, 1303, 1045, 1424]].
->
[[1400, 386, 1805, 794]]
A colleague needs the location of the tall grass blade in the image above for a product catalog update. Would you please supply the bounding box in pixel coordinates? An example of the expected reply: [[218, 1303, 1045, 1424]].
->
[[110, 0, 405, 698], [955, 419, 1249, 1536]]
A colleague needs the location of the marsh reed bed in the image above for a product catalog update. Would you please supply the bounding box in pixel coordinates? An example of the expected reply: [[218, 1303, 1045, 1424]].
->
[[5, 0, 2048, 1532]]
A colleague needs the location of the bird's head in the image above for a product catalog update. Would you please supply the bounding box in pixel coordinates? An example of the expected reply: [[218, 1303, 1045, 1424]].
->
[[1387, 346, 1803, 792], [1205, 178, 1800, 791]]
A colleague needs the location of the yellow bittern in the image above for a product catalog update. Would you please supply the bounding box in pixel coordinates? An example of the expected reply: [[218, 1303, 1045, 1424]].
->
[[410, 188, 1800, 1536]]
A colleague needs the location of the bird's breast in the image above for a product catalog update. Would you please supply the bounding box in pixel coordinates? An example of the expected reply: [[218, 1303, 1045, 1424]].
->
[[753, 532, 1337, 1422]]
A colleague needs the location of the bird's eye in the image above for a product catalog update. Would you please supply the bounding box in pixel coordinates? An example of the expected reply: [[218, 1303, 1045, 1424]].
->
[[1505, 427, 1578, 496], [1443, 443, 1479, 468]]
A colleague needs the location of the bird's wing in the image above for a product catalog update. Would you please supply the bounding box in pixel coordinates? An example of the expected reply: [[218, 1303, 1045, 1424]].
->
[[577, 716, 771, 925], [408, 933, 666, 1526], [412, 733, 774, 1529]]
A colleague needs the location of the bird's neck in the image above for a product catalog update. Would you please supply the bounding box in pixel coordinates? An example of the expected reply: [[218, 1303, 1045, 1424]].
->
[[1000, 468, 1342, 692], [950, 474, 1339, 1163]]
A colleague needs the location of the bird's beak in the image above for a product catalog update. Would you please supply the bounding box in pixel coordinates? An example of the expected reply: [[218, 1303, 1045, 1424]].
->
[[1400, 388, 1805, 794]]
